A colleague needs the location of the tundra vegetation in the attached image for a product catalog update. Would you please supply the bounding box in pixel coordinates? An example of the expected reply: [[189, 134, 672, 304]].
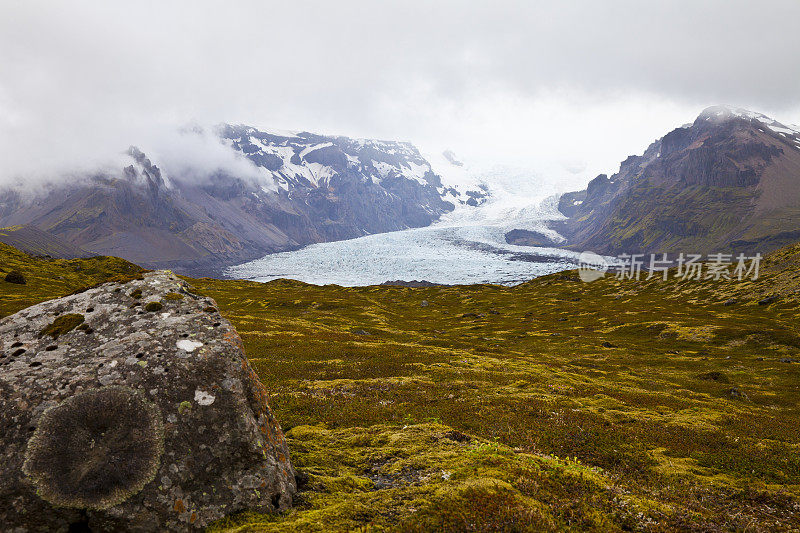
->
[[2, 241, 800, 531]]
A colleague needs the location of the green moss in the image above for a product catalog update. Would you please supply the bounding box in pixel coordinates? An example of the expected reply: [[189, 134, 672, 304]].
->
[[696, 371, 730, 383], [193, 253, 800, 531], [4, 241, 800, 530], [39, 313, 85, 338], [130, 288, 142, 299], [76, 323, 94, 334], [0, 243, 144, 318], [164, 292, 184, 301], [144, 301, 163, 312]]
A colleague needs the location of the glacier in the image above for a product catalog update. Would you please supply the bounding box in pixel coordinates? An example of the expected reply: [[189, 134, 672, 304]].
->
[[226, 164, 583, 286]]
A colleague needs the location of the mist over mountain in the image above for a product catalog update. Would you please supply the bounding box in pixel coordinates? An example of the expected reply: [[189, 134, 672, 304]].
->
[[0, 125, 485, 274], [3, 2, 799, 196]]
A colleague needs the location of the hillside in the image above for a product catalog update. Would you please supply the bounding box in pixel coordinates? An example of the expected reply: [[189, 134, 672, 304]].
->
[[0, 243, 144, 317], [0, 225, 93, 259], [556, 106, 800, 256], [3, 242, 800, 530], [0, 128, 481, 275]]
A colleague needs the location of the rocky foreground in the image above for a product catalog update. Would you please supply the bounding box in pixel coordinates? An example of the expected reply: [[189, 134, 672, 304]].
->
[[0, 271, 295, 531]]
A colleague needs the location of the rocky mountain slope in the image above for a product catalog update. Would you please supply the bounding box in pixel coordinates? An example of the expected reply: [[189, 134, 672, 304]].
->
[[556, 106, 800, 255], [0, 225, 93, 259], [0, 128, 479, 274]]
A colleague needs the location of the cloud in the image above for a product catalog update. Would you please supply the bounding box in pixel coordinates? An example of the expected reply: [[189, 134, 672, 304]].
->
[[136, 126, 270, 187], [1, 0, 799, 188]]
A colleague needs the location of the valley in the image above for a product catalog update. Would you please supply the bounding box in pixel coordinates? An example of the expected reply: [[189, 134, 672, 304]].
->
[[227, 171, 578, 285], [5, 3, 800, 531], [2, 240, 800, 530]]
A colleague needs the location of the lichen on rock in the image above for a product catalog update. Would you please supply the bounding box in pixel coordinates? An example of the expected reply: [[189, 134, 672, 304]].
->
[[23, 385, 164, 510], [0, 271, 296, 531]]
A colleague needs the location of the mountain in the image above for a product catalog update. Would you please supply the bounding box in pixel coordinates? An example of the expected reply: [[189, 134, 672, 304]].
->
[[0, 225, 93, 259], [555, 106, 800, 255], [0, 127, 481, 274]]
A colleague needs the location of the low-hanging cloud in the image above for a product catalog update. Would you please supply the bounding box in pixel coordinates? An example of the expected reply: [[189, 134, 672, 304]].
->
[[1, 0, 799, 189], [137, 126, 270, 187]]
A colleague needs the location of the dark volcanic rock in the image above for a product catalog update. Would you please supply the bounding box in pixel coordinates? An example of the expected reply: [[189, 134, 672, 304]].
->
[[504, 229, 559, 247], [758, 295, 780, 306], [381, 280, 444, 287], [0, 271, 295, 531], [4, 270, 26, 284]]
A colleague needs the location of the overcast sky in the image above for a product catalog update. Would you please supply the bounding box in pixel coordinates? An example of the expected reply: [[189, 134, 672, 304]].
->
[[2, 0, 800, 188]]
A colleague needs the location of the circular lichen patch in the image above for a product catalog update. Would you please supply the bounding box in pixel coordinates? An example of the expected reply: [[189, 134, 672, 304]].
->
[[23, 386, 164, 510], [144, 301, 163, 312]]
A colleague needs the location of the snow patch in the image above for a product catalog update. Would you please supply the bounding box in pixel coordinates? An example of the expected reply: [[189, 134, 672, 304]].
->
[[727, 107, 800, 136]]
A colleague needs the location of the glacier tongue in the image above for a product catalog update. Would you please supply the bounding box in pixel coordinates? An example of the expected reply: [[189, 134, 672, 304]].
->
[[225, 224, 579, 286], [226, 167, 579, 286]]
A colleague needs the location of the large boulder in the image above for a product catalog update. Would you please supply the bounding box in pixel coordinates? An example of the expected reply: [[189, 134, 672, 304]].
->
[[0, 271, 296, 531]]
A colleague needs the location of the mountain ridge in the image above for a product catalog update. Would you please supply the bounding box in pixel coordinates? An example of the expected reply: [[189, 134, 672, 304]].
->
[[554, 105, 800, 256], [0, 127, 480, 275]]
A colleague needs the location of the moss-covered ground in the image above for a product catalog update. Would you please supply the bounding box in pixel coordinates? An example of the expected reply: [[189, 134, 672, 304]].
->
[[0, 243, 144, 317], [3, 242, 800, 531]]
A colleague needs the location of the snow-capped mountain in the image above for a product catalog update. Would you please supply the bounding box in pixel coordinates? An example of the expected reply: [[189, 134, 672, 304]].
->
[[556, 105, 800, 255], [220, 125, 438, 191], [0, 126, 487, 274], [217, 125, 489, 207]]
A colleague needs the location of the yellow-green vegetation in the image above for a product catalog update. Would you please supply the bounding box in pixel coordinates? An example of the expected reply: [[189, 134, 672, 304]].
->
[[39, 313, 85, 339], [195, 249, 800, 532], [0, 242, 145, 318], [5, 270, 26, 285], [144, 301, 164, 312], [4, 242, 800, 530], [212, 424, 658, 532]]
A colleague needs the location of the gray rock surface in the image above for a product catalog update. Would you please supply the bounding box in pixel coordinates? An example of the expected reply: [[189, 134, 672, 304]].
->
[[0, 271, 296, 531]]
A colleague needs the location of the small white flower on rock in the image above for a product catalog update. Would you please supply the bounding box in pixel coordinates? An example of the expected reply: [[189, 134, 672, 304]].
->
[[194, 389, 215, 406], [176, 340, 203, 352]]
